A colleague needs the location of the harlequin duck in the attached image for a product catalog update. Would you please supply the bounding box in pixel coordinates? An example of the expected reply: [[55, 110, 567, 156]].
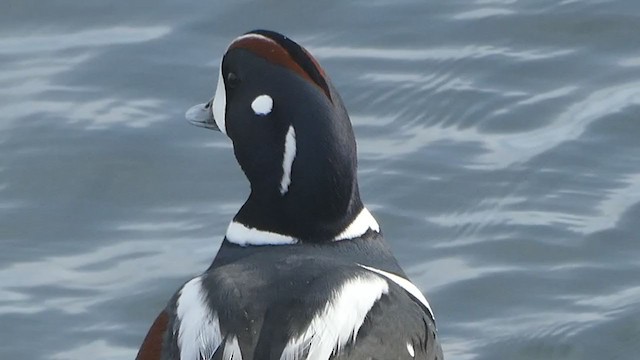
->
[[136, 30, 443, 360]]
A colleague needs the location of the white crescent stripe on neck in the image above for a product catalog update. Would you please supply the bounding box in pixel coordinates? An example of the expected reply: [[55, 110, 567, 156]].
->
[[280, 125, 297, 195], [334, 207, 380, 241], [226, 221, 298, 246], [358, 264, 435, 322]]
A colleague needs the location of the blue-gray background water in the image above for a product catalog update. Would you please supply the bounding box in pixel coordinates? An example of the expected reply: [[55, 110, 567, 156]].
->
[[1, 1, 639, 359]]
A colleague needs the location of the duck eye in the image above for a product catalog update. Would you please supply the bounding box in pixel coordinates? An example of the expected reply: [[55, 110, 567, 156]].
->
[[226, 72, 240, 89]]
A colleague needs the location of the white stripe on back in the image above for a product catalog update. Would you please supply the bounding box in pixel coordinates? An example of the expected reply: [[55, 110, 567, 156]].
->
[[358, 264, 435, 322], [222, 335, 243, 360], [176, 276, 244, 359], [176, 276, 223, 360], [280, 274, 389, 360]]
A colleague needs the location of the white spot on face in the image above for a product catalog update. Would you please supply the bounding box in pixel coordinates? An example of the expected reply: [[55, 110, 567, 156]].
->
[[407, 342, 415, 357], [176, 276, 223, 360], [280, 274, 389, 360], [358, 265, 435, 323], [212, 64, 227, 134], [280, 125, 296, 195], [226, 221, 297, 246], [251, 94, 273, 115], [334, 207, 380, 241]]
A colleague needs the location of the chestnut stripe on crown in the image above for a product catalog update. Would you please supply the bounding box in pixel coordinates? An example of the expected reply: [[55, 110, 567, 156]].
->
[[229, 30, 332, 101]]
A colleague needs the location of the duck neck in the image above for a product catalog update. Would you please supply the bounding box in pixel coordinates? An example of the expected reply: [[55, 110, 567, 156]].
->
[[231, 170, 365, 243]]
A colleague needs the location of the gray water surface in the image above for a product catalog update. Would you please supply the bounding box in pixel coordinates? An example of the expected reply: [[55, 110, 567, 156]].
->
[[2, 1, 640, 359]]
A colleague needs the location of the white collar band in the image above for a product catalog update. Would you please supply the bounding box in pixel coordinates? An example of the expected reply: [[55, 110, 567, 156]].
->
[[226, 221, 298, 246], [226, 207, 379, 246], [334, 207, 380, 241]]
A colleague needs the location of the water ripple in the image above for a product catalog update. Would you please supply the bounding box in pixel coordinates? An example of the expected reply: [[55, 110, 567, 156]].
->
[[311, 45, 573, 62], [0, 26, 171, 55]]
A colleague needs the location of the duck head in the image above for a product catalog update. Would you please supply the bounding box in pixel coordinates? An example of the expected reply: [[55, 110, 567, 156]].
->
[[186, 30, 378, 244]]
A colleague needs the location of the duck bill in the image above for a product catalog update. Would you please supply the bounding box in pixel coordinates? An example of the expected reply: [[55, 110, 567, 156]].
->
[[185, 98, 219, 131]]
